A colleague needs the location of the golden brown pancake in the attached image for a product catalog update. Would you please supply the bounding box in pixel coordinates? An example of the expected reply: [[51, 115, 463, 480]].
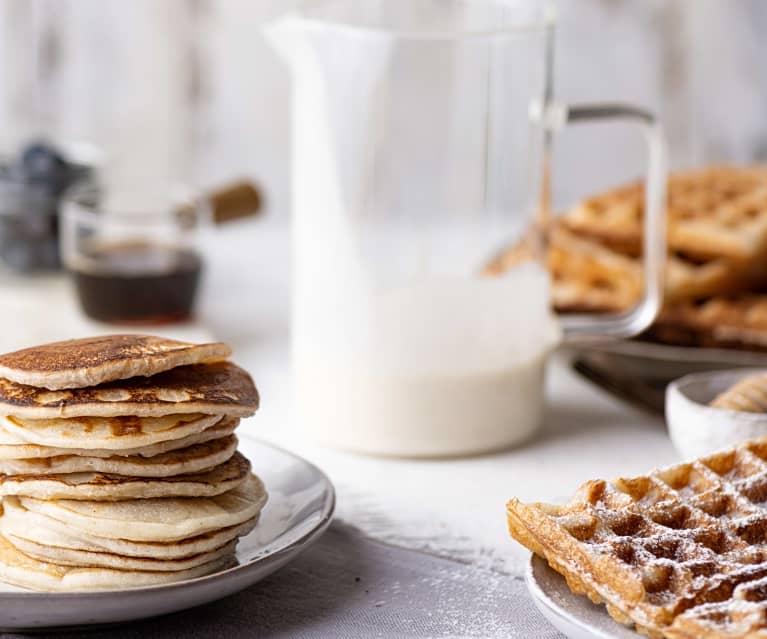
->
[[0, 335, 232, 390], [3, 533, 239, 572], [0, 534, 234, 591], [0, 416, 239, 459], [0, 362, 259, 418], [0, 413, 224, 451], [0, 501, 259, 559], [18, 474, 267, 541], [0, 451, 251, 500], [0, 434, 238, 477]]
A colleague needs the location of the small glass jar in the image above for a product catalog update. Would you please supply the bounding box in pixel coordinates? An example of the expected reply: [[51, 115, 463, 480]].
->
[[60, 185, 210, 324], [0, 145, 98, 272]]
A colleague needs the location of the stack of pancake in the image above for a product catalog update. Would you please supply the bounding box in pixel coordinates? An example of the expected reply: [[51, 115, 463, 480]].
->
[[0, 335, 266, 591]]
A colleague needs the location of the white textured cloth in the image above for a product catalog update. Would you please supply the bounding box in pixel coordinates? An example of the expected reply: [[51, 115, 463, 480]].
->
[[1, 524, 563, 638]]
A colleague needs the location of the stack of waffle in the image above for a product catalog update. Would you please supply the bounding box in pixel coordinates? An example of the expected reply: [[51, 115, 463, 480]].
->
[[485, 166, 767, 350], [508, 436, 767, 638], [0, 335, 266, 591]]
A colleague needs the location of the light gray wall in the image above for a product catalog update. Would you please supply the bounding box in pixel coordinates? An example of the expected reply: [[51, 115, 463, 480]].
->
[[0, 0, 764, 215], [553, 0, 767, 207]]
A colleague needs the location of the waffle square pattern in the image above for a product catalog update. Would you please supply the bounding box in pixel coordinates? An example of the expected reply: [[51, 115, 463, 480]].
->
[[562, 166, 767, 261], [508, 438, 767, 638]]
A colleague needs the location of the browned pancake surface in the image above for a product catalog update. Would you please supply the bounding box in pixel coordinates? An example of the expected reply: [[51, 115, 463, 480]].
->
[[0, 451, 251, 500], [0, 335, 232, 390], [0, 434, 239, 477], [0, 362, 259, 418]]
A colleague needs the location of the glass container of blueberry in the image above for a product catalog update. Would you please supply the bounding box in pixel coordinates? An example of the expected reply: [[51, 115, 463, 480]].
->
[[0, 140, 99, 271]]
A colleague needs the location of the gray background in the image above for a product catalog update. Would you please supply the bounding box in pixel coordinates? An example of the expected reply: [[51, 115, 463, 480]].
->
[[0, 0, 764, 216]]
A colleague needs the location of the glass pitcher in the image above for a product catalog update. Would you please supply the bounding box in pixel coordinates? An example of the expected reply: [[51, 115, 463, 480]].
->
[[267, 0, 666, 457]]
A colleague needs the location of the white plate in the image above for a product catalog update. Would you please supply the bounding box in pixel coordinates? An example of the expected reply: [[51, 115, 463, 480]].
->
[[0, 436, 335, 631], [566, 340, 767, 413], [575, 340, 767, 383], [666, 368, 767, 458], [526, 554, 640, 639]]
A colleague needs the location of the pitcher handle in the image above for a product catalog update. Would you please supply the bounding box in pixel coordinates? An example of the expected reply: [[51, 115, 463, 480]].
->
[[539, 102, 668, 342]]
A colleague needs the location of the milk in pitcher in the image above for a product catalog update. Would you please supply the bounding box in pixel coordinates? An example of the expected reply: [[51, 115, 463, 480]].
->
[[293, 251, 561, 456]]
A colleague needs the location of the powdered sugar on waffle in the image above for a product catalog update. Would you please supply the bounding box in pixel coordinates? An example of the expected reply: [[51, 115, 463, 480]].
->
[[509, 435, 767, 638]]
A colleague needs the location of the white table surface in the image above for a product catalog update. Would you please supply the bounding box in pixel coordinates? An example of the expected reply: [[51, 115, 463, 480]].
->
[[0, 220, 683, 632]]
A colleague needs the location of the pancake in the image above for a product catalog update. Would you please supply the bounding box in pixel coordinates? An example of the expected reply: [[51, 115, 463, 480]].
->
[[0, 500, 258, 559], [18, 474, 267, 541], [3, 532, 238, 572], [0, 416, 239, 459], [0, 362, 259, 419], [0, 535, 233, 592], [0, 334, 232, 390], [0, 452, 250, 500], [0, 412, 223, 450], [0, 435, 238, 477]]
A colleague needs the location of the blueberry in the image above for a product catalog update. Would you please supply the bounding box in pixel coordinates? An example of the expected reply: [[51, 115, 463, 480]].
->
[[19, 140, 68, 184]]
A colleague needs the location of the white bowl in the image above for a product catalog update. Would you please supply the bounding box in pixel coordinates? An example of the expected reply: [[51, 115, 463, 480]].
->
[[666, 368, 767, 458]]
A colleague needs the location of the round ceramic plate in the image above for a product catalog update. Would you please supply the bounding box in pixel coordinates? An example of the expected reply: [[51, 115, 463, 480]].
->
[[576, 340, 767, 382], [565, 340, 767, 413], [526, 554, 640, 639], [0, 436, 335, 631]]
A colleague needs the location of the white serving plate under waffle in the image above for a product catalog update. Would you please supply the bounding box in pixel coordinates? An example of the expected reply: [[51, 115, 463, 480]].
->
[[527, 554, 640, 639]]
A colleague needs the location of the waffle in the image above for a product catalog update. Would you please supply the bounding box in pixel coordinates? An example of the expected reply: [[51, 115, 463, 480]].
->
[[507, 437, 767, 638], [547, 227, 642, 313], [651, 296, 767, 350], [484, 166, 767, 350], [483, 226, 641, 313], [484, 225, 760, 314], [562, 166, 767, 261], [483, 233, 536, 279]]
